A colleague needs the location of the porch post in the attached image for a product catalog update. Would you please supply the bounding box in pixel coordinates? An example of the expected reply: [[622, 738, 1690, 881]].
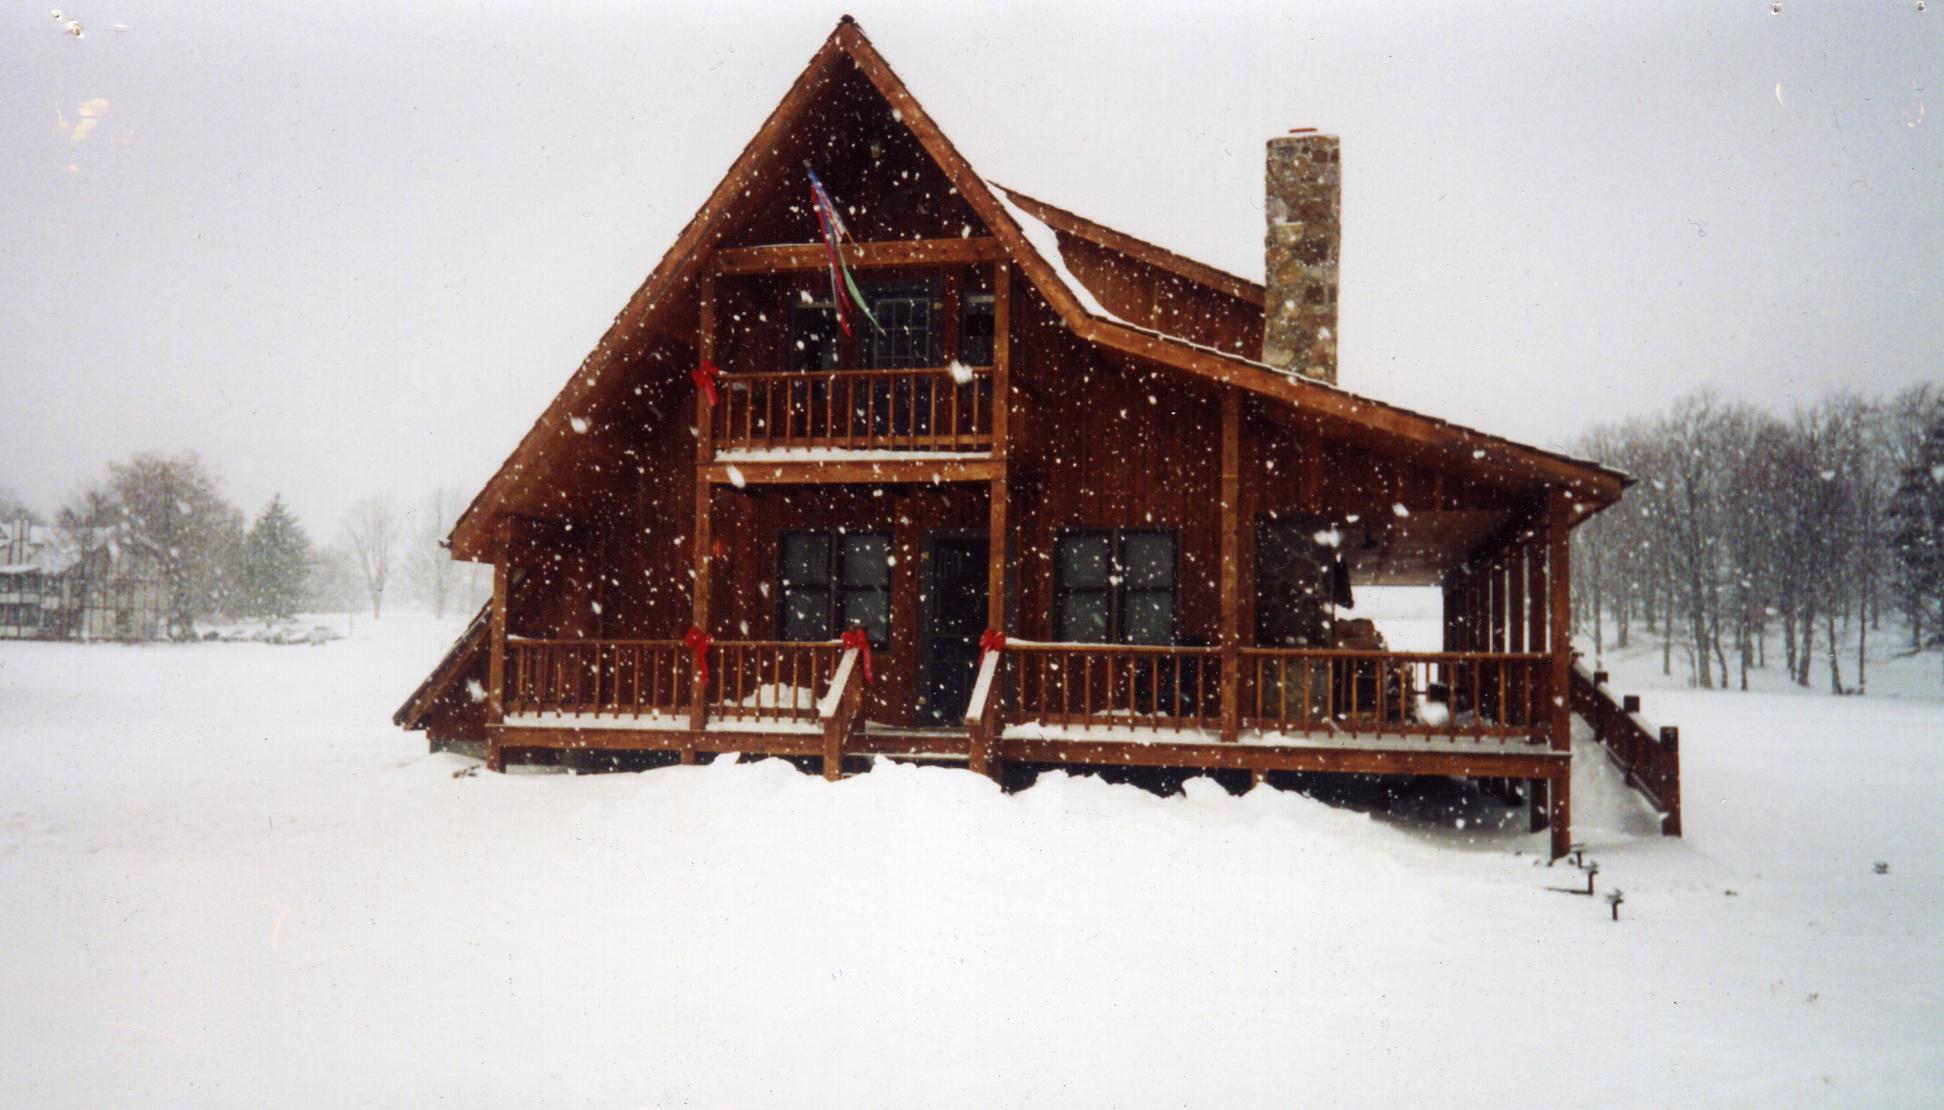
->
[[686, 266, 719, 758], [485, 520, 510, 773], [1219, 389, 1242, 742], [1546, 486, 1574, 858], [974, 260, 1011, 782]]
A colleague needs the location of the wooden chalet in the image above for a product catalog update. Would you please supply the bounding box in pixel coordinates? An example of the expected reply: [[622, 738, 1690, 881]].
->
[[396, 18, 1679, 857]]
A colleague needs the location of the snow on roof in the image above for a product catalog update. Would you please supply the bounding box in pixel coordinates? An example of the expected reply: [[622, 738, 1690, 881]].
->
[[990, 188, 1120, 323]]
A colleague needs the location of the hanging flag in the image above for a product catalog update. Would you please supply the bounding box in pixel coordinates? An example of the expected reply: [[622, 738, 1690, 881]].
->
[[805, 165, 884, 338]]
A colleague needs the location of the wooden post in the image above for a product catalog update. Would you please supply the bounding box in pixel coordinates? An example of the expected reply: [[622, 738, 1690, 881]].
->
[[688, 267, 718, 751], [1547, 486, 1574, 859], [1219, 389, 1242, 743], [980, 260, 1012, 782], [485, 529, 510, 774], [991, 261, 1010, 462]]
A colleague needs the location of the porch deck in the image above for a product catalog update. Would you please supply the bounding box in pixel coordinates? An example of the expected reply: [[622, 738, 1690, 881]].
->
[[489, 637, 1570, 784]]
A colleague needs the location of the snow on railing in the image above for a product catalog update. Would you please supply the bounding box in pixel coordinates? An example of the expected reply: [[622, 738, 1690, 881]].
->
[[1571, 663, 1683, 836]]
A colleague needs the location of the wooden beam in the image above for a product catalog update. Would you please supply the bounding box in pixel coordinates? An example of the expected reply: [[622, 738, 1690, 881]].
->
[[1546, 486, 1573, 860], [1219, 389, 1242, 743], [485, 534, 510, 773], [704, 458, 1002, 486], [713, 237, 1003, 274], [999, 738, 1567, 779], [690, 270, 717, 738], [992, 262, 1011, 461]]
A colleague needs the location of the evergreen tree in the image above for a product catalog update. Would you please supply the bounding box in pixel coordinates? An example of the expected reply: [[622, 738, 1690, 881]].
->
[[242, 494, 313, 621], [1888, 398, 1944, 650]]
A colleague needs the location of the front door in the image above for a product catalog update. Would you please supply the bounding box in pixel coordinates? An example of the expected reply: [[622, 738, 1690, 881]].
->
[[920, 533, 988, 726]]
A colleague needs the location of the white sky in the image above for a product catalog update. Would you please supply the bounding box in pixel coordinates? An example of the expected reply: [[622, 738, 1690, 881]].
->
[[3, 1, 1939, 538]]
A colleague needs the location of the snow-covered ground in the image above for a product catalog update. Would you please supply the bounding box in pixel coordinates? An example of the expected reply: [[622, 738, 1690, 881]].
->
[[1, 613, 1939, 1106]]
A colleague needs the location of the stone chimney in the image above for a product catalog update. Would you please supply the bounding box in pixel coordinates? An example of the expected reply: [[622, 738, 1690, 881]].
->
[[1263, 130, 1340, 383]]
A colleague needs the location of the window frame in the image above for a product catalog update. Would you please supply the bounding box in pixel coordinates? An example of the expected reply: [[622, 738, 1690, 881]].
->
[[1053, 528, 1179, 645], [776, 528, 894, 649]]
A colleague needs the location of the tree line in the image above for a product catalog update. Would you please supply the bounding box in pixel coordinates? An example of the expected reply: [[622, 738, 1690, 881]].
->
[[1571, 383, 1943, 693], [1, 454, 489, 637]]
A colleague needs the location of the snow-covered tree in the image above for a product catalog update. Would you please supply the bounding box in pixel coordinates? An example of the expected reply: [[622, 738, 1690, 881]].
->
[[106, 452, 244, 636], [242, 495, 312, 621]]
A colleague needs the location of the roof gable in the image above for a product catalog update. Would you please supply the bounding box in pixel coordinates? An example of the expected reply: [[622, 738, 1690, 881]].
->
[[449, 17, 1625, 559]]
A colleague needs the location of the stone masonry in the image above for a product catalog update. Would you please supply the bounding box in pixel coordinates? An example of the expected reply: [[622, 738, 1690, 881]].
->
[[1263, 131, 1340, 384]]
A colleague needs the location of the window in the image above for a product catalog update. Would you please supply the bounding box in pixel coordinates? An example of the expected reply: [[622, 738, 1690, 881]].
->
[[1055, 529, 1177, 644], [863, 281, 941, 369], [778, 530, 892, 648], [959, 292, 995, 366]]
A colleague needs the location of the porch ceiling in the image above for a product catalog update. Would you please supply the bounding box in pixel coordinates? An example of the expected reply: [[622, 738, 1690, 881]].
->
[[1338, 509, 1506, 587]]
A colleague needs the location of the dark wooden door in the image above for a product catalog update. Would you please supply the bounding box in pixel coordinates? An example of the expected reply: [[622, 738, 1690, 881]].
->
[[920, 533, 988, 726]]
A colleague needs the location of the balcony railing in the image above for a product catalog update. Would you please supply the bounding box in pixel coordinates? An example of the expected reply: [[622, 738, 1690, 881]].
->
[[712, 366, 995, 455]]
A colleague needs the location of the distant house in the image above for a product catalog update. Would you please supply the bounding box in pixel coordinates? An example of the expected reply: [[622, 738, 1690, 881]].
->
[[0, 518, 167, 642], [395, 18, 1681, 857]]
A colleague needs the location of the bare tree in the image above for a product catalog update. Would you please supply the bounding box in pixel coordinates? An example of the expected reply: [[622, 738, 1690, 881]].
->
[[405, 487, 466, 618], [343, 495, 400, 619]]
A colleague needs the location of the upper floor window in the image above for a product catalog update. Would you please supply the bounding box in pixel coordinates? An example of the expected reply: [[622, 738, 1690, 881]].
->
[[863, 280, 942, 369], [1054, 529, 1178, 645], [779, 530, 892, 648]]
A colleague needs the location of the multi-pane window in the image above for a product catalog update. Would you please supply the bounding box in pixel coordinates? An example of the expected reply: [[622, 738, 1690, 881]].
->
[[1054, 529, 1178, 644], [959, 292, 996, 366], [778, 530, 892, 648], [863, 281, 942, 369]]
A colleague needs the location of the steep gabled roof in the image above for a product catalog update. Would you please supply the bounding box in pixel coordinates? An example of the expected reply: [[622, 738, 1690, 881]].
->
[[449, 16, 1624, 560]]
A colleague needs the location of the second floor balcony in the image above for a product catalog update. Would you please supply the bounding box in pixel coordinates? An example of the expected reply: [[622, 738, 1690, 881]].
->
[[712, 364, 996, 457]]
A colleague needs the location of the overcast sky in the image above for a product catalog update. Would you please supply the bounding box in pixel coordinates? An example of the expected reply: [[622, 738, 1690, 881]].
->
[[3, 1, 1939, 538]]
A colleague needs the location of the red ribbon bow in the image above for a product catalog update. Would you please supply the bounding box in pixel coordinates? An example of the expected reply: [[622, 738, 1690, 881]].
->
[[978, 629, 1006, 663], [691, 360, 720, 406], [839, 627, 873, 682], [684, 625, 713, 684]]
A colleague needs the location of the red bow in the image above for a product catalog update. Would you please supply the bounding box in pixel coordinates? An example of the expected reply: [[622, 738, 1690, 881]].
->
[[684, 625, 713, 684], [978, 629, 1006, 663], [840, 627, 873, 682], [691, 360, 720, 406]]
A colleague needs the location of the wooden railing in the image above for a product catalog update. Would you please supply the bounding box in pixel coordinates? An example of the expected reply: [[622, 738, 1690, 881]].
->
[[818, 646, 867, 780], [988, 643, 1551, 743], [505, 639, 692, 720], [1570, 664, 1682, 835], [504, 638, 849, 730], [704, 640, 847, 726], [712, 366, 995, 454], [1000, 643, 1224, 736], [1237, 649, 1551, 742]]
